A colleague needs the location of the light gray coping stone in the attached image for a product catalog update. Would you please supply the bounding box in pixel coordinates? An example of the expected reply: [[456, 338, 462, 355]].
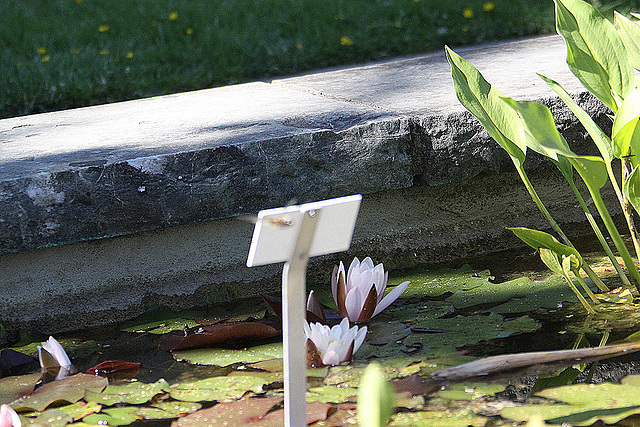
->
[[0, 34, 615, 331]]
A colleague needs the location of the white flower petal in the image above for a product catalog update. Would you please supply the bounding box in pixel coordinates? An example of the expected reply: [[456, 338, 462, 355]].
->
[[322, 350, 341, 366], [354, 326, 368, 353], [372, 281, 410, 317], [361, 257, 375, 269], [42, 336, 71, 367], [344, 289, 363, 322], [331, 262, 346, 307]]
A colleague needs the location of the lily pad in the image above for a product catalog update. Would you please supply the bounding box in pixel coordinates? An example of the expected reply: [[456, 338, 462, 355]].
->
[[437, 382, 506, 400], [84, 379, 170, 405], [384, 301, 453, 323], [307, 385, 358, 403], [0, 372, 40, 404], [120, 306, 204, 334], [137, 401, 202, 420], [11, 339, 99, 361], [12, 373, 108, 412], [501, 382, 640, 425], [366, 321, 412, 345], [56, 401, 102, 421], [489, 276, 591, 314], [394, 266, 493, 299], [24, 409, 73, 426], [173, 342, 282, 366], [161, 322, 279, 351], [169, 375, 266, 402], [405, 313, 539, 350], [389, 409, 487, 426], [171, 397, 281, 427], [171, 397, 330, 426], [82, 407, 140, 426]]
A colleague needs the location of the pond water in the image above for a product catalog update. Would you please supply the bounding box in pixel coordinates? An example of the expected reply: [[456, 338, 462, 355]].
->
[[3, 245, 640, 426]]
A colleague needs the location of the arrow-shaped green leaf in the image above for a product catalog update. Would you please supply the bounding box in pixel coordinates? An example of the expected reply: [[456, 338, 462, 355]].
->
[[445, 46, 526, 164], [555, 0, 633, 111]]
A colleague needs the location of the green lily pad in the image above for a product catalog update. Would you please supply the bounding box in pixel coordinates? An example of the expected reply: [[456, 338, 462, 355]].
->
[[307, 385, 358, 403], [355, 341, 404, 360], [169, 375, 266, 402], [366, 321, 412, 345], [11, 339, 99, 360], [395, 392, 425, 410], [389, 409, 487, 426], [120, 306, 203, 334], [137, 401, 202, 420], [415, 354, 478, 376], [0, 372, 40, 404], [24, 409, 73, 426], [622, 374, 640, 386], [57, 401, 102, 421], [380, 301, 453, 329], [405, 313, 539, 350], [501, 382, 640, 425], [84, 379, 170, 405], [488, 276, 588, 314], [393, 266, 493, 299], [437, 382, 506, 401], [173, 342, 282, 366], [243, 358, 328, 379], [82, 407, 140, 426], [12, 373, 108, 412]]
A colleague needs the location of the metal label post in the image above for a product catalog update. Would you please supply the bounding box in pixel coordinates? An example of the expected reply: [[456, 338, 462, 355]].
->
[[247, 195, 362, 427]]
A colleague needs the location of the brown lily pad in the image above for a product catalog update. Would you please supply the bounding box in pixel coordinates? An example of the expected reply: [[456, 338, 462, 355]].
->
[[12, 373, 108, 412], [161, 322, 279, 351], [171, 397, 331, 426], [85, 360, 141, 381]]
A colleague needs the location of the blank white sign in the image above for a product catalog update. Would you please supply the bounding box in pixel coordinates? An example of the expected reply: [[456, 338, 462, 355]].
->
[[246, 194, 362, 267]]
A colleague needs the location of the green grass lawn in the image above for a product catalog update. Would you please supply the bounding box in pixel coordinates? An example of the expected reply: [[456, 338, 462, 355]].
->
[[2, 0, 639, 119]]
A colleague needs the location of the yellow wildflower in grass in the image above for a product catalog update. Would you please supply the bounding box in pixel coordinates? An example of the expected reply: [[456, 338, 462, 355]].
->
[[41, 55, 50, 63], [37, 47, 46, 55], [100, 49, 109, 55], [296, 42, 303, 50], [186, 27, 194, 35], [483, 2, 495, 11], [99, 24, 109, 32], [70, 48, 80, 54], [463, 8, 474, 18], [169, 11, 178, 20], [340, 36, 354, 46], [75, 0, 83, 4], [125, 51, 134, 59]]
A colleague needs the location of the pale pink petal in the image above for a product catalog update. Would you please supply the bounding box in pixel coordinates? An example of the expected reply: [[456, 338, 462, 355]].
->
[[331, 262, 345, 307], [361, 257, 375, 269], [0, 404, 21, 427], [306, 290, 324, 321], [372, 281, 410, 317], [338, 317, 350, 331], [42, 336, 71, 367], [344, 288, 363, 322], [322, 350, 341, 366]]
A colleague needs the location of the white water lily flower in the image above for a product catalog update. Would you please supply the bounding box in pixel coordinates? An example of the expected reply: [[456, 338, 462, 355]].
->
[[332, 257, 410, 323], [0, 404, 21, 427], [304, 318, 367, 366], [38, 336, 73, 380]]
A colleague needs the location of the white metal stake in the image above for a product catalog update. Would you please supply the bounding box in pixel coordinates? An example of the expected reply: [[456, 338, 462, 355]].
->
[[246, 194, 362, 427], [282, 209, 319, 427]]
